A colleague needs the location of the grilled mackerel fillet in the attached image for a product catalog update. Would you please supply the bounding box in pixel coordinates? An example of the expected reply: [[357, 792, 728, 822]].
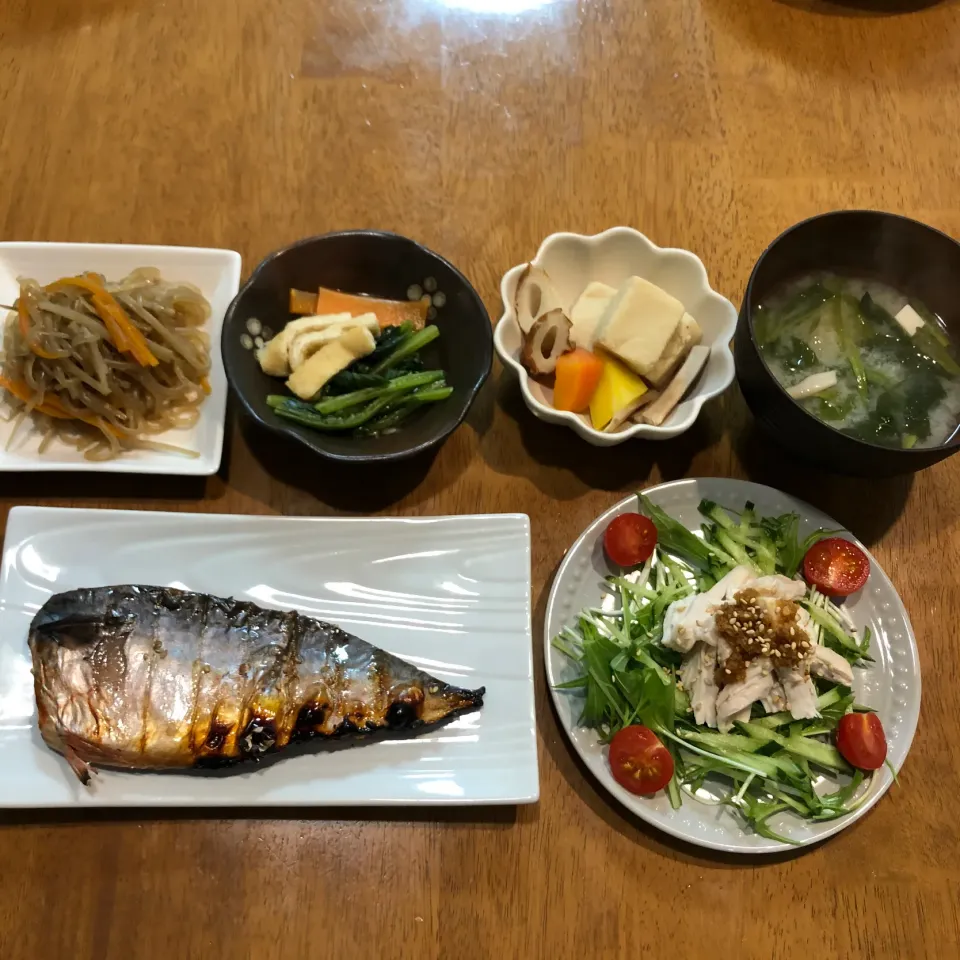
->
[[29, 585, 484, 782]]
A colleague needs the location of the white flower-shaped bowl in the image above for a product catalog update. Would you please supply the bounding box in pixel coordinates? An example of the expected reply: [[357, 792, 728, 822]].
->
[[494, 228, 738, 444]]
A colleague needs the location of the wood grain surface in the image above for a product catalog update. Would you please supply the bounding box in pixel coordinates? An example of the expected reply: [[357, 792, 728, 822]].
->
[[1, 1, 958, 958]]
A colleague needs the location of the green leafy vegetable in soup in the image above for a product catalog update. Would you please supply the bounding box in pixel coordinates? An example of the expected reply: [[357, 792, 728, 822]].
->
[[753, 273, 960, 449]]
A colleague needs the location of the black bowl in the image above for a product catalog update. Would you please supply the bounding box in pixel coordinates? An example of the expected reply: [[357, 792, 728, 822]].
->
[[735, 210, 960, 477], [222, 231, 492, 463]]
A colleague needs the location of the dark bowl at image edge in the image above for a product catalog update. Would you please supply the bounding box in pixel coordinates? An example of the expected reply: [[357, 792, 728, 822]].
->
[[735, 210, 960, 477], [222, 232, 492, 463]]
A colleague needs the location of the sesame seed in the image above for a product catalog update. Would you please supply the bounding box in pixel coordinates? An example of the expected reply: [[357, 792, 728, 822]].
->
[[791, 642, 797, 649], [725, 668, 731, 674], [789, 627, 796, 636]]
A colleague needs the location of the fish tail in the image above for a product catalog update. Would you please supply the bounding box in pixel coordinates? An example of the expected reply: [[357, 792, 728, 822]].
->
[[63, 742, 95, 785], [417, 682, 485, 726]]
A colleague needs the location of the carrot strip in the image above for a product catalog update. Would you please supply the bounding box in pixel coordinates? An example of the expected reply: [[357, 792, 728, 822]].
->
[[0, 375, 71, 418], [46, 275, 158, 366], [79, 413, 123, 438], [37, 389, 123, 437], [34, 397, 77, 420], [200, 376, 211, 395], [289, 289, 317, 315], [16, 296, 59, 360], [82, 274, 158, 366], [93, 294, 131, 352], [47, 276, 130, 350], [0, 375, 123, 436], [0, 375, 38, 404], [315, 287, 428, 331], [79, 412, 123, 438]]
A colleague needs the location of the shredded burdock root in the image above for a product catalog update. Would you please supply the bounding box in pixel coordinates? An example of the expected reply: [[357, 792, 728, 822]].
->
[[0, 268, 211, 460], [714, 588, 810, 685]]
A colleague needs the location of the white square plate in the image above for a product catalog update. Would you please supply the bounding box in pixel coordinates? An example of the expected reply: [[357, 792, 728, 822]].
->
[[0, 242, 241, 474], [0, 508, 537, 807]]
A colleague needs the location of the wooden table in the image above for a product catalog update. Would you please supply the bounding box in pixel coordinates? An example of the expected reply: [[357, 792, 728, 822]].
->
[[1, 1, 958, 957]]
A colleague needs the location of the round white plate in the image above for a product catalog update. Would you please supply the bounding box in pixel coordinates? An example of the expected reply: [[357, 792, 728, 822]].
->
[[544, 478, 921, 854]]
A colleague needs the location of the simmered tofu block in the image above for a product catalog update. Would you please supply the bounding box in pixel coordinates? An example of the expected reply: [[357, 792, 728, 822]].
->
[[596, 277, 686, 379]]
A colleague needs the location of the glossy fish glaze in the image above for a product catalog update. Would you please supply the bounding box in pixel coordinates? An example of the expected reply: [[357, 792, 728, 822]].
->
[[29, 585, 484, 782]]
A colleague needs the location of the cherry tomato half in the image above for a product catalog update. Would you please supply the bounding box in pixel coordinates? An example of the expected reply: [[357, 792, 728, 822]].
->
[[603, 514, 658, 568], [608, 725, 675, 795], [836, 712, 887, 770], [803, 537, 870, 597]]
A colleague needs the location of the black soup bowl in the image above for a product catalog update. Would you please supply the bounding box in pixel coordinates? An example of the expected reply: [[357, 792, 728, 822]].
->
[[735, 210, 960, 477], [223, 231, 492, 463]]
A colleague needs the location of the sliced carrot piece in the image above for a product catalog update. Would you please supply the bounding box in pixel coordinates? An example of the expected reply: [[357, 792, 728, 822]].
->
[[289, 289, 317, 315], [314, 287, 427, 331], [553, 348, 605, 413], [200, 376, 211, 395]]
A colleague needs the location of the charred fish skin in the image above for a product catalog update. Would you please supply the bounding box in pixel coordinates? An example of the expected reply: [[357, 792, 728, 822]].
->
[[29, 585, 484, 781]]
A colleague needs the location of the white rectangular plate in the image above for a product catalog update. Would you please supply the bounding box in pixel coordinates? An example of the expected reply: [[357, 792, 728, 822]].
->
[[0, 242, 241, 475], [0, 508, 537, 807]]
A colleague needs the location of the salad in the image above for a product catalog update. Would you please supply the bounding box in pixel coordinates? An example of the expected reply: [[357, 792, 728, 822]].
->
[[553, 494, 889, 844]]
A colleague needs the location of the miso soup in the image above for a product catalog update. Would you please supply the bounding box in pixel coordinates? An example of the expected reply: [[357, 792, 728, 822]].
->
[[753, 273, 960, 449]]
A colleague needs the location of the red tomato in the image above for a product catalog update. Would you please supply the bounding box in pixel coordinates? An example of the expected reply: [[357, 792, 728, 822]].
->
[[608, 725, 675, 795], [603, 514, 658, 568], [803, 537, 870, 597], [836, 712, 887, 770]]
